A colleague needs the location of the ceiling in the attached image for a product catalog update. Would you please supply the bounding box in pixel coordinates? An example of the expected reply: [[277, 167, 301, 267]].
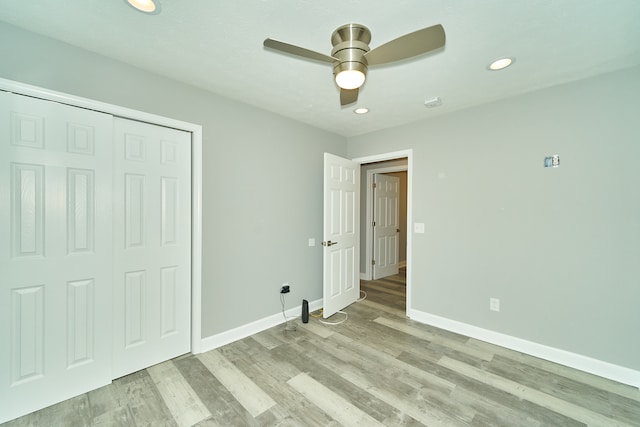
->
[[1, 0, 639, 137]]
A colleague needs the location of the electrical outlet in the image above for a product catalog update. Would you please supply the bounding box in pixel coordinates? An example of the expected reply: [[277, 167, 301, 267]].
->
[[280, 283, 290, 294], [490, 297, 500, 312]]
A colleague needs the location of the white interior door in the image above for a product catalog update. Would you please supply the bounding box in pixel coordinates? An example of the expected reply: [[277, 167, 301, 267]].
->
[[0, 92, 113, 423], [323, 153, 359, 318], [373, 174, 400, 279], [112, 118, 191, 378]]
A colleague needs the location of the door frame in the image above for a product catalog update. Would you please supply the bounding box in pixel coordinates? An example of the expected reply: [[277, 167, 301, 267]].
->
[[365, 166, 407, 281], [353, 150, 412, 317], [0, 77, 204, 353]]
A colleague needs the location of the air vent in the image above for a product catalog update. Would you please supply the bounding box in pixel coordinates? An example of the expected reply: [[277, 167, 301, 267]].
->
[[424, 97, 442, 108]]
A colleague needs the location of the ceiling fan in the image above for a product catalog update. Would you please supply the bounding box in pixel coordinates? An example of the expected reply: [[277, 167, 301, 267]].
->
[[263, 23, 445, 106]]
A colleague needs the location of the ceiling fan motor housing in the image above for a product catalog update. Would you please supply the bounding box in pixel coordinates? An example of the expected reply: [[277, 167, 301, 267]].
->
[[331, 24, 371, 81], [331, 23, 371, 45]]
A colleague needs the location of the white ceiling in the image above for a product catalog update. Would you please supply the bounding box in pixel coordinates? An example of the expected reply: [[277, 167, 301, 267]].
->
[[1, 0, 639, 137]]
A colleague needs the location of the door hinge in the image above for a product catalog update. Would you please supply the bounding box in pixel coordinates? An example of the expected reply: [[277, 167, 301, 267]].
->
[[372, 182, 377, 188], [371, 259, 376, 265], [372, 221, 376, 227]]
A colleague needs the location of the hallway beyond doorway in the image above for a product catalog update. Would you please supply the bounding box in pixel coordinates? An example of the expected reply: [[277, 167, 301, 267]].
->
[[360, 266, 406, 312]]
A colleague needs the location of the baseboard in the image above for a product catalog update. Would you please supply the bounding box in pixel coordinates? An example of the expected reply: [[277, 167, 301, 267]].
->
[[198, 298, 323, 353], [409, 309, 640, 389], [360, 272, 368, 280], [399, 260, 407, 268]]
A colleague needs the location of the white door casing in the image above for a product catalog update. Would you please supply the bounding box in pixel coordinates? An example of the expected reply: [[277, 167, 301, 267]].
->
[[0, 92, 114, 422], [112, 117, 192, 379], [323, 153, 360, 318], [373, 174, 400, 279]]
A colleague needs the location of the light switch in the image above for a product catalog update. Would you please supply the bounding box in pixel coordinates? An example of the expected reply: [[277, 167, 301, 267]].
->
[[308, 238, 316, 247], [414, 223, 425, 234]]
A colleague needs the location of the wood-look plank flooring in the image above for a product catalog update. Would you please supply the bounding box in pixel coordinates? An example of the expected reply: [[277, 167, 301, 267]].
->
[[4, 267, 640, 426]]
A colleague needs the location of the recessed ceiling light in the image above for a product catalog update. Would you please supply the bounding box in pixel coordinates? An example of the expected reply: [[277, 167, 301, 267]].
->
[[354, 107, 369, 115], [125, 0, 161, 14], [488, 57, 514, 71]]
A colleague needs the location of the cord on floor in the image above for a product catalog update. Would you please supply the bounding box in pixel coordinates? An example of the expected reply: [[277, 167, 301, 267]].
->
[[306, 289, 367, 326], [280, 293, 297, 332], [318, 310, 348, 325]]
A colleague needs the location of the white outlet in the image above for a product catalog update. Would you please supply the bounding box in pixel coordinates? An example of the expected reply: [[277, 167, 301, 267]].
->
[[490, 297, 500, 312]]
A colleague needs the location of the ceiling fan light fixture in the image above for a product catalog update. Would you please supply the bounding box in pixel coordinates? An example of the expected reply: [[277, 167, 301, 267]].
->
[[335, 69, 366, 90], [125, 0, 161, 14], [488, 57, 514, 71]]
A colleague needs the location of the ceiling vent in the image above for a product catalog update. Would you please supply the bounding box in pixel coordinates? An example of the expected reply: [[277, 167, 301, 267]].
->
[[424, 97, 442, 108]]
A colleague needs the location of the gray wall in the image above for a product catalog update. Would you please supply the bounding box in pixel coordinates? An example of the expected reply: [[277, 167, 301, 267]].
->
[[0, 22, 347, 338], [348, 65, 640, 371]]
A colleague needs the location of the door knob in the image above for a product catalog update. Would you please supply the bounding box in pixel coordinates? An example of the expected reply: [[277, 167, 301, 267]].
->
[[322, 240, 337, 246]]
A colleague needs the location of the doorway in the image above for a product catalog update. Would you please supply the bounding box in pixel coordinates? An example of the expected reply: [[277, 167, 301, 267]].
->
[[362, 162, 408, 281], [353, 150, 412, 317]]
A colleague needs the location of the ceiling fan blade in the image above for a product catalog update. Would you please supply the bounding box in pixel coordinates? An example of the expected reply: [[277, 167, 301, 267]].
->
[[340, 88, 359, 106], [263, 38, 336, 63], [364, 24, 445, 66]]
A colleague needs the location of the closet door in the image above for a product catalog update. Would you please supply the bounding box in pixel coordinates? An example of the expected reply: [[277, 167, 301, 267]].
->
[[112, 117, 191, 378], [0, 92, 113, 423]]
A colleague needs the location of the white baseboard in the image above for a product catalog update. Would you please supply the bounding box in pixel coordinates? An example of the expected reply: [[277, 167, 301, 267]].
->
[[198, 298, 323, 353], [360, 272, 368, 280], [409, 309, 640, 389]]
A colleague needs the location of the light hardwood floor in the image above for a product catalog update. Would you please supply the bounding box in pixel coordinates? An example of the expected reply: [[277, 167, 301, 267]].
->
[[4, 268, 640, 426]]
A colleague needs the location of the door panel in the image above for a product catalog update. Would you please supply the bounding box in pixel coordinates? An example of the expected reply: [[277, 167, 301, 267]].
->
[[112, 118, 191, 378], [323, 153, 359, 318], [373, 174, 400, 279], [0, 92, 113, 423]]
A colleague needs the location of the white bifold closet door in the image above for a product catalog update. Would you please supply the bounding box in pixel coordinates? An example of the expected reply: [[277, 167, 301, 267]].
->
[[0, 92, 114, 422], [0, 92, 192, 423], [112, 117, 191, 379]]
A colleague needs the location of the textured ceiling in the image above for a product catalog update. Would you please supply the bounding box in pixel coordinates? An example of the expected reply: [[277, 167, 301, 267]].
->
[[1, 0, 639, 137]]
